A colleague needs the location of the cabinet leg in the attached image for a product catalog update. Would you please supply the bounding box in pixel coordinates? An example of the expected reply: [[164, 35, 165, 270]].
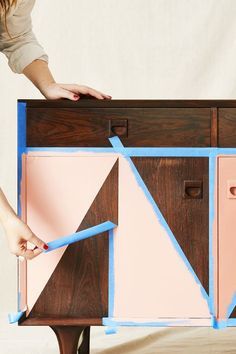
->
[[78, 327, 90, 354], [50, 326, 89, 354]]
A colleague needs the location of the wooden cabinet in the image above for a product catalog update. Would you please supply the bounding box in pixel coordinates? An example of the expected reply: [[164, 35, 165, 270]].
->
[[16, 99, 236, 353]]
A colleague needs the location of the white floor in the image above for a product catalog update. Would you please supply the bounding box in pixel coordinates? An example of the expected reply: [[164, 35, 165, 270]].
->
[[1, 313, 236, 354]]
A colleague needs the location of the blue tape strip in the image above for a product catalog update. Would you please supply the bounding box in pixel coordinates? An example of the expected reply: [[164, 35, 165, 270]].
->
[[102, 317, 192, 327], [209, 154, 216, 318], [227, 319, 236, 326], [17, 102, 27, 217], [109, 136, 210, 310], [26, 147, 116, 153], [105, 326, 118, 335], [212, 317, 227, 330], [8, 311, 25, 324], [108, 228, 115, 317], [104, 228, 117, 335], [15, 102, 27, 325], [44, 221, 117, 252], [226, 292, 236, 318], [26, 145, 236, 157]]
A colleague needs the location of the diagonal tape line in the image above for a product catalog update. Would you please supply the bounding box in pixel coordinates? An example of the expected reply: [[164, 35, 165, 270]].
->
[[44, 221, 117, 252]]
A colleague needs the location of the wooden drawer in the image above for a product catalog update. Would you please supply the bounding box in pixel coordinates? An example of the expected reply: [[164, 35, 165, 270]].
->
[[219, 108, 236, 147], [26, 107, 211, 147]]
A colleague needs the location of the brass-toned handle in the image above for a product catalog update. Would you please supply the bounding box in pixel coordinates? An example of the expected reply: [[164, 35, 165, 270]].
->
[[183, 180, 203, 199], [109, 119, 128, 137]]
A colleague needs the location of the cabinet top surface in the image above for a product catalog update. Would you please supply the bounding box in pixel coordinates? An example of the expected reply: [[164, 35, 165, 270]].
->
[[18, 98, 236, 108]]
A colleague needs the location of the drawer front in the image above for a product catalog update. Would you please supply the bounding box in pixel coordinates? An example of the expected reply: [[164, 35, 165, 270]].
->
[[26, 107, 211, 147], [219, 108, 236, 147]]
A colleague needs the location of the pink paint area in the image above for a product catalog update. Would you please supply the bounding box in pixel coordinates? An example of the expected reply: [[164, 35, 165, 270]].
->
[[217, 156, 236, 319], [112, 157, 210, 319], [20, 150, 211, 322], [20, 152, 118, 315]]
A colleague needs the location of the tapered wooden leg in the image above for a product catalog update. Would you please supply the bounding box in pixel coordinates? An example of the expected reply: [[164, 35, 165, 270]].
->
[[50, 326, 88, 354], [78, 327, 90, 354]]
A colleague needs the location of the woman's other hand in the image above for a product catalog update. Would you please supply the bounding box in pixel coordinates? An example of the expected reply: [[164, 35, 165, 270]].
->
[[42, 83, 112, 101], [23, 59, 112, 101]]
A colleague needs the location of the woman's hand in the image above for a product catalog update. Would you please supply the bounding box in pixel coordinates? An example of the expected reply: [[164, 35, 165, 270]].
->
[[23, 60, 112, 101], [42, 83, 112, 101], [0, 188, 48, 260], [2, 214, 48, 260]]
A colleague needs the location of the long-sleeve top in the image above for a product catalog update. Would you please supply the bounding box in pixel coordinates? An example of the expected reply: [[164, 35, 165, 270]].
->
[[0, 0, 48, 74]]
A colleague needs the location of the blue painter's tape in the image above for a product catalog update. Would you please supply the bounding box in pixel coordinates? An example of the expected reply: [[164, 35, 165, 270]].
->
[[17, 102, 27, 217], [8, 311, 25, 324], [26, 144, 236, 158], [108, 228, 115, 317], [105, 327, 117, 335], [103, 317, 191, 327], [212, 317, 227, 330], [227, 319, 236, 327], [44, 221, 117, 252], [105, 228, 116, 335], [226, 292, 236, 318], [26, 147, 116, 153], [209, 154, 216, 318], [109, 136, 210, 310], [27, 146, 213, 156]]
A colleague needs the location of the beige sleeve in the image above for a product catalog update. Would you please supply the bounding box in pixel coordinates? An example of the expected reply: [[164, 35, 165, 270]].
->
[[0, 0, 48, 74]]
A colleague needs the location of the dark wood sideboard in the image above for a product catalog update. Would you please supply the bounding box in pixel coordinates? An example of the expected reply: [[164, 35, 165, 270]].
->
[[16, 99, 236, 354]]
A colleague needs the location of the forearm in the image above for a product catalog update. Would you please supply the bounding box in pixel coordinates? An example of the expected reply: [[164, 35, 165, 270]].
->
[[22, 59, 111, 101], [23, 59, 55, 97], [0, 188, 16, 225]]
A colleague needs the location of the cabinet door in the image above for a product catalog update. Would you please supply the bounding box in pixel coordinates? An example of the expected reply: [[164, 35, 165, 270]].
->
[[111, 156, 210, 322], [217, 156, 236, 320], [19, 153, 118, 323]]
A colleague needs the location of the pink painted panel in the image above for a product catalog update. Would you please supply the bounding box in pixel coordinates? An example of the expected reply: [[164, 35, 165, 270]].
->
[[212, 156, 219, 319], [20, 153, 118, 315], [218, 156, 236, 319], [112, 156, 210, 319]]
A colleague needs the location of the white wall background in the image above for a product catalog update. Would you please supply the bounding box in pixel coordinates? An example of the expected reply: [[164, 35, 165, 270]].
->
[[1, 0, 236, 352]]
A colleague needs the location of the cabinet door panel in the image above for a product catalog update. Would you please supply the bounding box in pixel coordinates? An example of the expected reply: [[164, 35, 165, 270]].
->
[[111, 156, 210, 321], [19, 153, 118, 322], [218, 156, 236, 319], [26, 107, 211, 147]]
